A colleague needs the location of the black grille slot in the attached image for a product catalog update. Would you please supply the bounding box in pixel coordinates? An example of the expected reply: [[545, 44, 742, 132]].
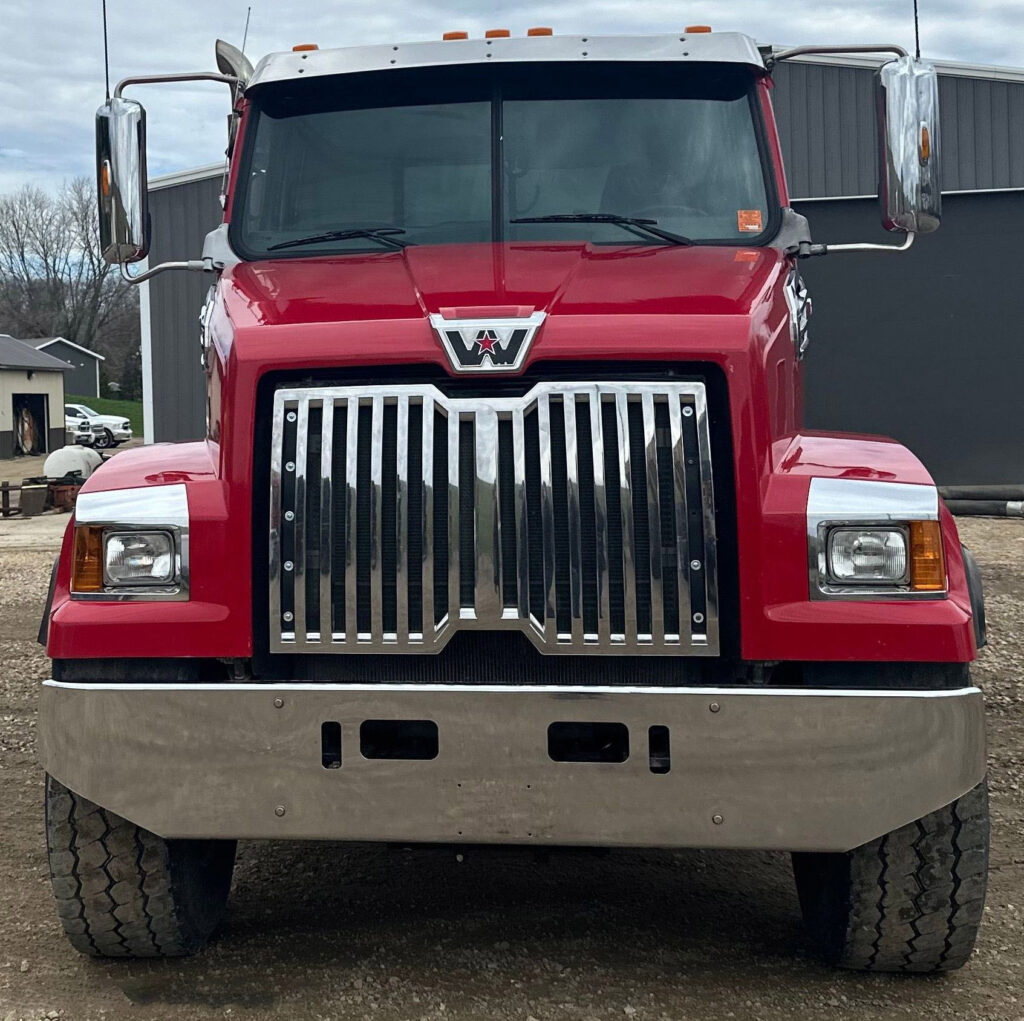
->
[[601, 398, 626, 638], [355, 403, 373, 635], [655, 400, 679, 637], [549, 398, 571, 636], [330, 404, 348, 633], [497, 417, 518, 608], [407, 402, 424, 635], [575, 399, 598, 637], [271, 382, 717, 657], [432, 408, 449, 625], [458, 417, 475, 607]]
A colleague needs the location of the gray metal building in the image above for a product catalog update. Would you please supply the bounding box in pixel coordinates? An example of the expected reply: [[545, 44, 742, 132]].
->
[[34, 337, 104, 398], [142, 51, 1024, 485]]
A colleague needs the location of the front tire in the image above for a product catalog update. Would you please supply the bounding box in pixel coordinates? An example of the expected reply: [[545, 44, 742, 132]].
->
[[94, 429, 113, 450], [45, 775, 236, 957], [793, 779, 989, 972]]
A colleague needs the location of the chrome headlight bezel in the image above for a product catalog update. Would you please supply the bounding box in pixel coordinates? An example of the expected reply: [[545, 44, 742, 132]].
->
[[807, 478, 946, 601], [71, 484, 189, 601]]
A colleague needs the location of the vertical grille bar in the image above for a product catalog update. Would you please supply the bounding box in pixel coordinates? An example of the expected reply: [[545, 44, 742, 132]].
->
[[667, 396, 692, 642], [395, 395, 410, 641], [369, 396, 384, 641], [293, 397, 309, 646], [512, 407, 530, 619], [590, 391, 611, 644], [537, 394, 557, 640], [642, 392, 664, 643], [474, 407, 501, 619], [447, 410, 461, 619], [614, 392, 637, 642], [344, 398, 359, 643], [420, 395, 435, 641], [319, 398, 334, 643], [562, 395, 584, 644]]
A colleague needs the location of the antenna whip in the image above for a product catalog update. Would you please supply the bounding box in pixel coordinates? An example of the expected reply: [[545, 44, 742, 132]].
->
[[913, 0, 921, 59], [102, 0, 111, 99]]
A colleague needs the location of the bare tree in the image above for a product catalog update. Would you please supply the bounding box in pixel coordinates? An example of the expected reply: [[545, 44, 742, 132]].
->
[[0, 177, 139, 382]]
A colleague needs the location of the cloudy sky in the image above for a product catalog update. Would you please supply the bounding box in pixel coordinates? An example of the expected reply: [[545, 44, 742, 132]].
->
[[2, 0, 1022, 195]]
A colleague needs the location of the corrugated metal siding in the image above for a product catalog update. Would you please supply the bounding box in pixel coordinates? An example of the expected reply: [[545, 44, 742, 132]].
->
[[773, 63, 1024, 197], [147, 175, 223, 442]]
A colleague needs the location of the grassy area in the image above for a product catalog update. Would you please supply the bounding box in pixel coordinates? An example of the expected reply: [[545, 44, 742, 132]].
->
[[66, 395, 144, 437]]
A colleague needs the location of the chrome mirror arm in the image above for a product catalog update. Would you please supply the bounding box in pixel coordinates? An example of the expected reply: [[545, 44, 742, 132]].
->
[[767, 43, 907, 70], [793, 233, 916, 259], [120, 260, 210, 285], [113, 72, 242, 99]]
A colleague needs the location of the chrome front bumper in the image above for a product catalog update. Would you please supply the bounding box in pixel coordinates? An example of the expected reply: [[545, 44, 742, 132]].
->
[[38, 681, 985, 852]]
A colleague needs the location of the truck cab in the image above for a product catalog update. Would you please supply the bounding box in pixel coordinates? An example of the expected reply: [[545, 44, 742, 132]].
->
[[38, 29, 987, 971]]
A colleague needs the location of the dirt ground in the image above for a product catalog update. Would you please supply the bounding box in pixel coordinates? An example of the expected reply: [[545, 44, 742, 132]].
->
[[0, 517, 1021, 1021]]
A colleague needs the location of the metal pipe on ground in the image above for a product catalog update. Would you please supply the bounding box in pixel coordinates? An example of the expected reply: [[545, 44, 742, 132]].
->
[[945, 499, 1024, 517], [939, 485, 1024, 502]]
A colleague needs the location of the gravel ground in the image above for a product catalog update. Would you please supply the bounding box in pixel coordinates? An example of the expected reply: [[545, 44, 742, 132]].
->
[[0, 518, 1021, 1021]]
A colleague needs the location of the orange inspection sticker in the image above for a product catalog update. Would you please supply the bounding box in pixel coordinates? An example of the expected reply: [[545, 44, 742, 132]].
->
[[737, 209, 763, 233]]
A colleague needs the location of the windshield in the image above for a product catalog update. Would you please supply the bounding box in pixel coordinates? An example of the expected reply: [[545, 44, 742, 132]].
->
[[234, 63, 774, 257]]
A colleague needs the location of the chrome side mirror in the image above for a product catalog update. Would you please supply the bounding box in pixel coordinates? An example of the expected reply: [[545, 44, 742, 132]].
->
[[96, 97, 150, 264], [877, 56, 941, 234]]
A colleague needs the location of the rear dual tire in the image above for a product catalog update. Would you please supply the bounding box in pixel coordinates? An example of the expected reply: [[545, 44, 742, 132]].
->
[[793, 779, 989, 972], [45, 775, 236, 957]]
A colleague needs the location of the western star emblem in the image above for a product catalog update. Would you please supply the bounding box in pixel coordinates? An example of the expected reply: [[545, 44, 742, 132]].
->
[[429, 311, 546, 373]]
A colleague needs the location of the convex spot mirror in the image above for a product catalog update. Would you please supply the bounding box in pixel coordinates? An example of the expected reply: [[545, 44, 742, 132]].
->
[[96, 97, 150, 264], [877, 56, 941, 234]]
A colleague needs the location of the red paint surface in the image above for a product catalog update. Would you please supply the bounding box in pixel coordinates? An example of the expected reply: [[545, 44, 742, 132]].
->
[[47, 241, 974, 664]]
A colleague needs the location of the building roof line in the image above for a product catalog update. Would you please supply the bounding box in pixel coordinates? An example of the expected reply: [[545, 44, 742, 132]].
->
[[150, 163, 225, 191], [771, 47, 1024, 83], [34, 337, 106, 361]]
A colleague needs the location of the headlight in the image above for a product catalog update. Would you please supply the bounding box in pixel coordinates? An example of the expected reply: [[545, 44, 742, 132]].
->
[[827, 527, 907, 583], [104, 531, 174, 585]]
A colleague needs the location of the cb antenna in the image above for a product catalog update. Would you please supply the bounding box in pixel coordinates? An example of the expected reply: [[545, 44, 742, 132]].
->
[[241, 5, 252, 58], [913, 0, 921, 59], [102, 0, 111, 100]]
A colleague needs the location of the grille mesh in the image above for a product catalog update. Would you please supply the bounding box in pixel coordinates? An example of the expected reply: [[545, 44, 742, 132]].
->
[[270, 382, 718, 655]]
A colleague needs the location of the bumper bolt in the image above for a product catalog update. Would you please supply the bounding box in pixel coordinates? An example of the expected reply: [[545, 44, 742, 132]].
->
[[709, 702, 720, 713], [275, 805, 286, 817], [273, 697, 284, 709], [690, 559, 702, 571], [712, 813, 724, 825]]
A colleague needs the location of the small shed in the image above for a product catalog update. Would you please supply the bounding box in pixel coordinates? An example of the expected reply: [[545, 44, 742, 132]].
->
[[0, 335, 71, 457], [34, 337, 104, 398]]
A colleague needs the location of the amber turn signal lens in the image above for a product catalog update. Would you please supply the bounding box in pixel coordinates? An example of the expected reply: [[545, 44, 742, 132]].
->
[[72, 526, 104, 593], [442, 31, 469, 40], [485, 29, 511, 38], [909, 520, 945, 591], [919, 124, 931, 162], [685, 25, 712, 33], [527, 27, 553, 36]]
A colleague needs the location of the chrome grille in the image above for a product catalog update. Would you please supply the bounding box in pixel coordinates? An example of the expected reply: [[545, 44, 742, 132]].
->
[[269, 382, 718, 655]]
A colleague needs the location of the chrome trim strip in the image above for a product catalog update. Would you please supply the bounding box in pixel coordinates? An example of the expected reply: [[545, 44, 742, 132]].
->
[[269, 382, 719, 655], [806, 478, 945, 601], [72, 484, 189, 602]]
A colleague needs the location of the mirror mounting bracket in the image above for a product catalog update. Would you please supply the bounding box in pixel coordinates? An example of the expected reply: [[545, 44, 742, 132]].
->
[[120, 260, 210, 285], [766, 43, 907, 71], [790, 232, 916, 259]]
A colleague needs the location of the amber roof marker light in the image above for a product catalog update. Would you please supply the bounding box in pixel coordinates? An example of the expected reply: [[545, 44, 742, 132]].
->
[[443, 31, 469, 40], [292, 43, 319, 51], [485, 29, 511, 38], [685, 25, 712, 33], [527, 27, 554, 36]]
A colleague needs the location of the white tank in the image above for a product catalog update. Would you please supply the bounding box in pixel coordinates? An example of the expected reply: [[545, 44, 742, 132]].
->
[[42, 445, 104, 481]]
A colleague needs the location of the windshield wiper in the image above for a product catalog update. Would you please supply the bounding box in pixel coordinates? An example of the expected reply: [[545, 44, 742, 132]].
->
[[510, 213, 693, 246], [268, 227, 409, 252]]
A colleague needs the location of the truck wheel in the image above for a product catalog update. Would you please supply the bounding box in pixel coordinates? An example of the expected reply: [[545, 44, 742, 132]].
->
[[94, 429, 112, 449], [44, 775, 236, 957], [792, 779, 988, 972]]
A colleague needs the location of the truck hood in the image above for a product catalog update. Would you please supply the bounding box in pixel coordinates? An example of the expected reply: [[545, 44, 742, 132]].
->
[[223, 242, 784, 328]]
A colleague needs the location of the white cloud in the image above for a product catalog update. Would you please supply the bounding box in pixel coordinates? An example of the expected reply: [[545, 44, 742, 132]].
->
[[1, 0, 1022, 194]]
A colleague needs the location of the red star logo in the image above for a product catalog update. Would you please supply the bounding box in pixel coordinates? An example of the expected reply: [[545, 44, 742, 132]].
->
[[477, 331, 497, 354]]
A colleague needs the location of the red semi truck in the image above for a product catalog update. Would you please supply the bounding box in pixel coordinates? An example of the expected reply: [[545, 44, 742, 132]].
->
[[38, 29, 988, 971]]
